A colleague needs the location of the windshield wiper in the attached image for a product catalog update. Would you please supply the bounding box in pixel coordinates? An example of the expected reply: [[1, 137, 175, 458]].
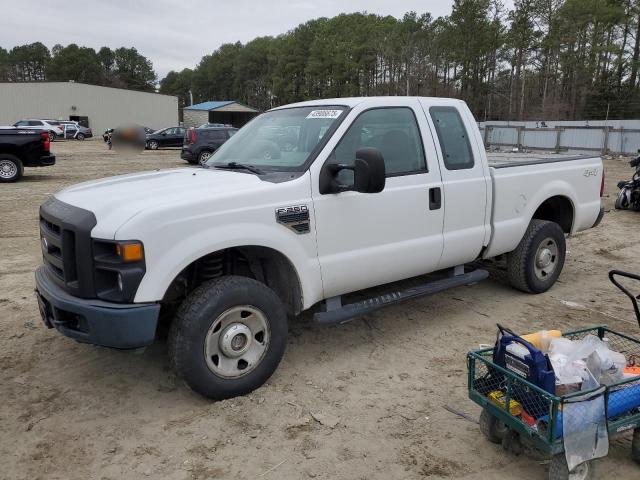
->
[[213, 162, 264, 175]]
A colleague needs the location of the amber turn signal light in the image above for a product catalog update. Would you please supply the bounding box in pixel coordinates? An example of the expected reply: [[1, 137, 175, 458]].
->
[[116, 242, 144, 262]]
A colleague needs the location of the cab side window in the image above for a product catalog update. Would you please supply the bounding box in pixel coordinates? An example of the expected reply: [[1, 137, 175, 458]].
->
[[331, 107, 426, 177], [429, 106, 474, 170]]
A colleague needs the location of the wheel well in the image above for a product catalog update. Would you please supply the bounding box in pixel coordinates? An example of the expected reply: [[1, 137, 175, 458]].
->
[[162, 246, 303, 316], [532, 195, 574, 233]]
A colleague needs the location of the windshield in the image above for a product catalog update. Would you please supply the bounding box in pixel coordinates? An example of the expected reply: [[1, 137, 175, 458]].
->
[[205, 106, 347, 170]]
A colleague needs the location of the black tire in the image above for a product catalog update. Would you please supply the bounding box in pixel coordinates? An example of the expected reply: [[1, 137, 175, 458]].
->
[[168, 275, 288, 400], [501, 428, 523, 455], [148, 140, 159, 150], [615, 189, 628, 210], [479, 408, 507, 444], [632, 428, 640, 463], [548, 454, 593, 480], [507, 219, 566, 294], [0, 154, 24, 183], [198, 150, 213, 165], [76, 133, 85, 141], [49, 131, 56, 142]]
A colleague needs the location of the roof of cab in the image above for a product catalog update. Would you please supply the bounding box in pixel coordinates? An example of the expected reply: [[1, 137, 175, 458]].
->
[[269, 96, 467, 111]]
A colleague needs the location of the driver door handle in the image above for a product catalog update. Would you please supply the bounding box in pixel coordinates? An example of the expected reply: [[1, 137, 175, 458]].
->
[[429, 187, 441, 210]]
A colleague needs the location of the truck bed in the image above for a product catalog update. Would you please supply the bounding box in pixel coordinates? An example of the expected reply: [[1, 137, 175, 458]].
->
[[487, 152, 595, 168], [484, 152, 603, 259]]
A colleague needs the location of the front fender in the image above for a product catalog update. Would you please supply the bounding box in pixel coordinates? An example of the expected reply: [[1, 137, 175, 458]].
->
[[132, 221, 323, 310]]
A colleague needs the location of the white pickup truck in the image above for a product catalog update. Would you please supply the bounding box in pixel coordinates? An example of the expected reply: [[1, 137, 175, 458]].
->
[[35, 97, 604, 399]]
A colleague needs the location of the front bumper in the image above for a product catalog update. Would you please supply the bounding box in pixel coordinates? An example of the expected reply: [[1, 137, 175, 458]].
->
[[35, 266, 160, 349]]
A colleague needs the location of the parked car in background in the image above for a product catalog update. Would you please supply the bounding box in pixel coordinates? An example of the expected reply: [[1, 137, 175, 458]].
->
[[146, 127, 186, 149], [0, 127, 55, 182], [13, 119, 64, 141], [59, 121, 93, 140], [181, 126, 238, 164]]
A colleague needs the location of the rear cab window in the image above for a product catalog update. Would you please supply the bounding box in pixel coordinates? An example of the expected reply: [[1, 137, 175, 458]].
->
[[429, 106, 474, 170]]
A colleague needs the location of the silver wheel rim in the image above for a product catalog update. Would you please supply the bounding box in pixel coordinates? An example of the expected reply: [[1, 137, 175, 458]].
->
[[569, 462, 589, 480], [149, 141, 158, 149], [49, 132, 55, 141], [263, 151, 272, 160], [199, 151, 211, 164], [0, 159, 17, 179], [534, 237, 558, 280], [204, 306, 270, 378]]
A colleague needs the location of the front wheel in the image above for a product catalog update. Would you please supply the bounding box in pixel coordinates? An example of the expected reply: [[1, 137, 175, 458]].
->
[[76, 133, 85, 141], [148, 140, 159, 150], [507, 219, 566, 293], [168, 276, 288, 400]]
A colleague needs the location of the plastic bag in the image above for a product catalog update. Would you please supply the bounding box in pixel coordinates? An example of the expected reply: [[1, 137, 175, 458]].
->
[[562, 372, 608, 471], [549, 335, 625, 386]]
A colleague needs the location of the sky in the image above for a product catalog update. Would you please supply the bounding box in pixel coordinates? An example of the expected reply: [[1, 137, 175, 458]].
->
[[0, 0, 474, 80]]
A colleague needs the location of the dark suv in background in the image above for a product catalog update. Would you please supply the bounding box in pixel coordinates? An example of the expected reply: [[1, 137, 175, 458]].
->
[[181, 126, 238, 164]]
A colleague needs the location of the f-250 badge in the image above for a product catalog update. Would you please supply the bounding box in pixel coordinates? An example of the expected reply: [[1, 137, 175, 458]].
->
[[275, 205, 310, 234]]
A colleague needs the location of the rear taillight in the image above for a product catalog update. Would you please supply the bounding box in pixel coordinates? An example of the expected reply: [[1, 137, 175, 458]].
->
[[600, 169, 605, 197], [41, 132, 50, 152], [188, 128, 197, 144]]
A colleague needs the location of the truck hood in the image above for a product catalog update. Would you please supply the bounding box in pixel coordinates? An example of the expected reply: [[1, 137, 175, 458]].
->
[[55, 168, 264, 238]]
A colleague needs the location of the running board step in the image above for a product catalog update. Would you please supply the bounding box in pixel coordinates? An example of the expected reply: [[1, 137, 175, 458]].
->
[[314, 269, 489, 325]]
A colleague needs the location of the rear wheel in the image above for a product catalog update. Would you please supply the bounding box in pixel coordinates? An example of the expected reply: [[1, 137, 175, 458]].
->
[[168, 276, 288, 400], [49, 131, 56, 142], [0, 154, 23, 183], [198, 150, 213, 165], [632, 428, 640, 463], [507, 219, 566, 293], [76, 133, 85, 141], [479, 408, 507, 444], [548, 454, 593, 480]]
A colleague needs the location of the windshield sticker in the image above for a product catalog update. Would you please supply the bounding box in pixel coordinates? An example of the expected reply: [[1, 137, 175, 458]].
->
[[306, 109, 342, 119]]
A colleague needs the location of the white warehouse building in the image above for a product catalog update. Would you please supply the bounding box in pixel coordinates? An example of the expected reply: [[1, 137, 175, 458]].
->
[[0, 81, 178, 134]]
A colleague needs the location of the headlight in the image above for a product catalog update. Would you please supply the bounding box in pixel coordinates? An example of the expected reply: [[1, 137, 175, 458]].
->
[[93, 239, 146, 303]]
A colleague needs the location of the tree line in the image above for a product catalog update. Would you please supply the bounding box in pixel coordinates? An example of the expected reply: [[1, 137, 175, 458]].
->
[[0, 43, 157, 92], [160, 0, 640, 121], [4, 1, 640, 120]]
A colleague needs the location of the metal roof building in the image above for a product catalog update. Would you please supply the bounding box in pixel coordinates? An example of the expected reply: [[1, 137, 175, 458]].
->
[[183, 100, 260, 128], [0, 82, 178, 134]]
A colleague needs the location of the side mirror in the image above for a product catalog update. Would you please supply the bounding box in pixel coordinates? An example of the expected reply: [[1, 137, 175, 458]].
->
[[319, 147, 386, 194], [353, 148, 386, 193]]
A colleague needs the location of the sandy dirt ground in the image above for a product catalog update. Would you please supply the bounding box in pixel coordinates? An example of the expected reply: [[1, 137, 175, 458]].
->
[[2, 139, 640, 480]]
